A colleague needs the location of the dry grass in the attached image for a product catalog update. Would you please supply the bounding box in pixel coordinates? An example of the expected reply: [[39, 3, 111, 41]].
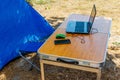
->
[[0, 0, 120, 80], [33, 0, 120, 35]]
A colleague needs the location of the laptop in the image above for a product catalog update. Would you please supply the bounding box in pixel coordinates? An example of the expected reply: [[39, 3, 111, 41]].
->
[[66, 4, 97, 34]]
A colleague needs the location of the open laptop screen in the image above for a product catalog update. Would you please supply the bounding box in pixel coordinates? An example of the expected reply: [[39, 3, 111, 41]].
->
[[88, 4, 97, 32]]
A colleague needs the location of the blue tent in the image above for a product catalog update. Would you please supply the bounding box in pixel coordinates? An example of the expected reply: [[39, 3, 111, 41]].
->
[[0, 0, 54, 70]]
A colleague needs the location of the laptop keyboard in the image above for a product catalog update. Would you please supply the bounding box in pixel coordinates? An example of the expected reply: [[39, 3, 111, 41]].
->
[[75, 22, 84, 32]]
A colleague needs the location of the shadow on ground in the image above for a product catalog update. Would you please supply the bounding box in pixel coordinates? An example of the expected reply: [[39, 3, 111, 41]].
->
[[41, 52, 120, 80], [101, 52, 120, 80], [0, 53, 41, 80], [0, 52, 120, 80], [46, 16, 65, 29]]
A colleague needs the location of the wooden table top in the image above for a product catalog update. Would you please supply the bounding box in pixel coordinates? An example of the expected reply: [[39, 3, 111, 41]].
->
[[38, 14, 112, 63]]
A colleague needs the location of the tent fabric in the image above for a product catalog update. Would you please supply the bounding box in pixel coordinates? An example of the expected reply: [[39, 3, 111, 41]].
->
[[19, 41, 45, 53], [0, 0, 54, 70]]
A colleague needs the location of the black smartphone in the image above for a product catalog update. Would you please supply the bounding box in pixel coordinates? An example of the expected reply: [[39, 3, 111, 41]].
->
[[54, 39, 71, 45]]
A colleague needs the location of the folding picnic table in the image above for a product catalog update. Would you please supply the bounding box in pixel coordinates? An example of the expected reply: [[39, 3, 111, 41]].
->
[[38, 14, 112, 80]]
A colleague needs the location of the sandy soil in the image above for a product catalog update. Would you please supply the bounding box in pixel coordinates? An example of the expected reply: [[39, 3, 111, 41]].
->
[[0, 0, 120, 80]]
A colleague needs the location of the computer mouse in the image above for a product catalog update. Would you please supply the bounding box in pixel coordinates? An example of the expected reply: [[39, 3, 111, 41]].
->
[[56, 34, 66, 39]]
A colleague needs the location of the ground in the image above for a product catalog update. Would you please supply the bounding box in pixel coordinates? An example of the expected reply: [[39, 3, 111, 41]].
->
[[0, 0, 120, 80]]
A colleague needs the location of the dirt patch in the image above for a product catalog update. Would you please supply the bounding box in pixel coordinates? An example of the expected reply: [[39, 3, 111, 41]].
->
[[0, 0, 120, 80], [0, 53, 120, 80]]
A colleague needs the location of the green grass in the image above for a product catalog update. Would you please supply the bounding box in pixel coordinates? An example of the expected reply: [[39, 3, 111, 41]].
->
[[112, 42, 120, 47], [36, 0, 57, 4], [26, 0, 56, 5], [35, 0, 50, 4]]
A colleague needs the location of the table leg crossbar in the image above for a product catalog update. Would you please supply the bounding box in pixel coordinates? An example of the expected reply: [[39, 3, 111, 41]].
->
[[40, 60, 101, 80]]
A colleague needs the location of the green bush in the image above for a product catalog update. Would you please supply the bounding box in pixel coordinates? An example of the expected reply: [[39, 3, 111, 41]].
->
[[35, 0, 50, 4], [112, 42, 120, 47], [26, 0, 55, 5], [26, 0, 33, 6]]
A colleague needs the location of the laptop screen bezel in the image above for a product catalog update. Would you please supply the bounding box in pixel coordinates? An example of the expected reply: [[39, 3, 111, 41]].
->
[[88, 4, 97, 33]]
